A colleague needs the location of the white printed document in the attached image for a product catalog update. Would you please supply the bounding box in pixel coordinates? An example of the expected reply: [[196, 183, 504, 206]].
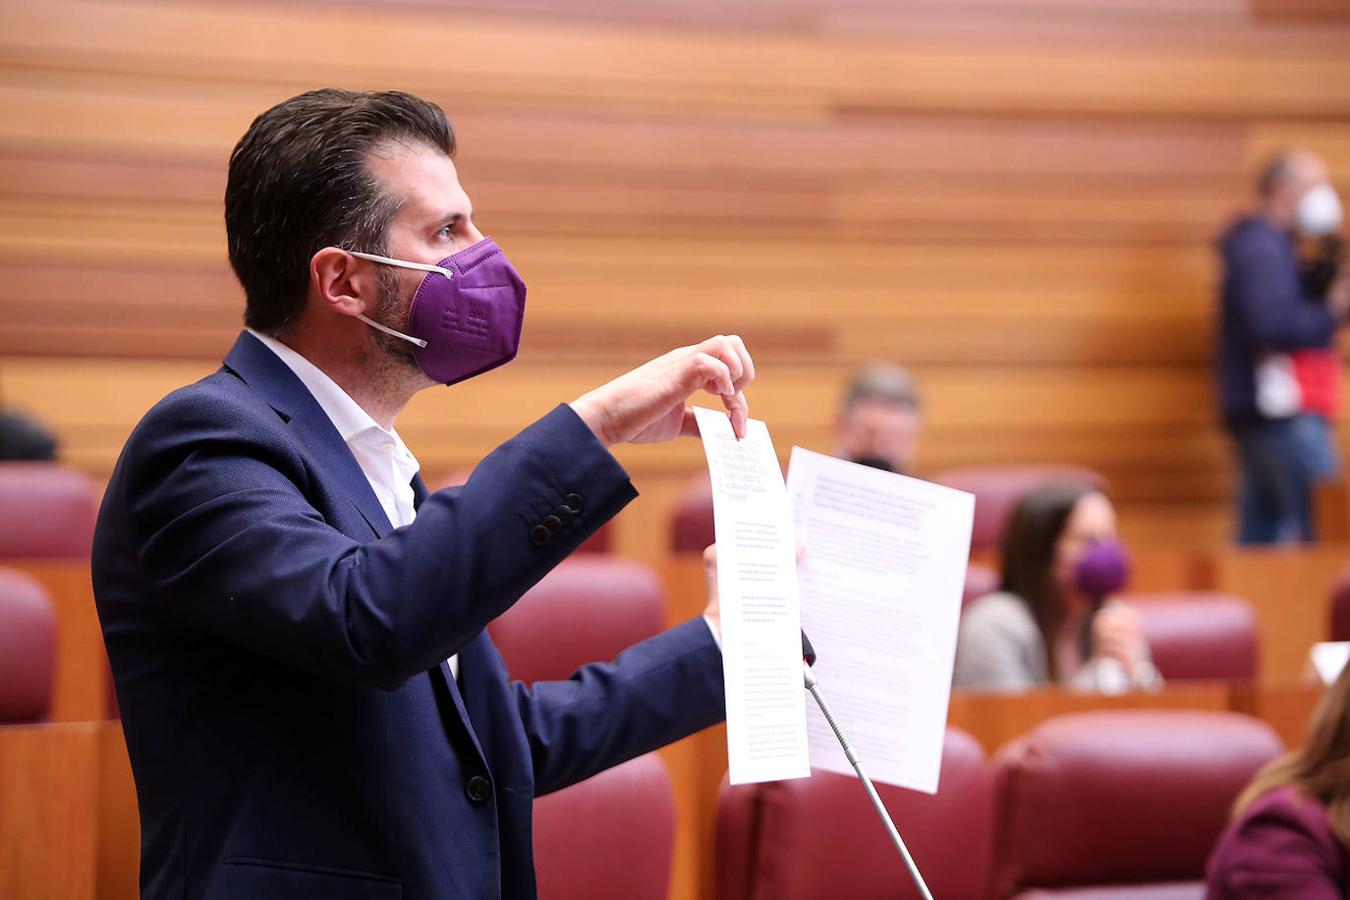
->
[[787, 448, 974, 794], [694, 406, 811, 785]]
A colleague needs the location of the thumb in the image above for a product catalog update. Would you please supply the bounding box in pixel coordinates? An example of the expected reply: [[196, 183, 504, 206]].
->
[[679, 407, 699, 438]]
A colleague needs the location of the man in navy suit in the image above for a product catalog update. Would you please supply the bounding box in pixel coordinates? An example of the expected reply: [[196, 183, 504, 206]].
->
[[91, 88, 753, 899]]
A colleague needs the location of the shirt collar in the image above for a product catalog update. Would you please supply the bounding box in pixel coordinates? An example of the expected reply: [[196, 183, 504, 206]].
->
[[245, 328, 416, 466]]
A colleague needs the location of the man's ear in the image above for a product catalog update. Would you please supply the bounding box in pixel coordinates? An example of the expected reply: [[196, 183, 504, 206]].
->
[[311, 247, 380, 318]]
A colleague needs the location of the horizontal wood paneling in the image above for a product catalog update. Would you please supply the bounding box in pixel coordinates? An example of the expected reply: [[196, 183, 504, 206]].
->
[[6, 6, 1350, 900], [1, 1, 1349, 560]]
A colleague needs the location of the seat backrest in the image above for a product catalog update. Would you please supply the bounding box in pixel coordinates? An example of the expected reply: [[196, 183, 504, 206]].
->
[[1128, 592, 1259, 681], [1331, 564, 1350, 642], [670, 473, 715, 554], [964, 562, 1000, 608], [488, 557, 666, 683], [533, 752, 675, 900], [932, 465, 1107, 554], [0, 462, 98, 558], [992, 711, 1283, 899], [716, 727, 995, 900], [1014, 885, 1204, 900], [0, 567, 58, 723]]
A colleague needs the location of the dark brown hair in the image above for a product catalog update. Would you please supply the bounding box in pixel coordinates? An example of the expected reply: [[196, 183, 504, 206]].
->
[[225, 88, 455, 334], [1234, 661, 1350, 846], [998, 482, 1100, 680]]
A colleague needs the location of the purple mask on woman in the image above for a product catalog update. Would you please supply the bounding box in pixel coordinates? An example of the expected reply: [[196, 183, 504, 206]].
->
[[351, 237, 527, 386], [1075, 538, 1131, 601]]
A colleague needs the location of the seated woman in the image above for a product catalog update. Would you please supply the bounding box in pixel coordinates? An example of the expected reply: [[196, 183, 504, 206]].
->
[[952, 482, 1161, 693], [1207, 663, 1350, 898]]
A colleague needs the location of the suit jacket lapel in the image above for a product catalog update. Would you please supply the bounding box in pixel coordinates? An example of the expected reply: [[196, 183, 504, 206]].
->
[[225, 333, 490, 769], [437, 655, 488, 769], [412, 465, 491, 766], [222, 331, 393, 538]]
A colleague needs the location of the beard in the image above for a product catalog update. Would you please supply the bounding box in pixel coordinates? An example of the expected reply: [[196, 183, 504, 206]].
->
[[368, 265, 420, 372]]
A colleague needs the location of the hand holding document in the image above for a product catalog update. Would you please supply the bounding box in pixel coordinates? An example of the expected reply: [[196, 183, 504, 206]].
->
[[696, 405, 974, 794], [693, 406, 810, 785]]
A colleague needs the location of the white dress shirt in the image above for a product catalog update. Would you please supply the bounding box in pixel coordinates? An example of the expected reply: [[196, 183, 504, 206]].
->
[[248, 329, 459, 679]]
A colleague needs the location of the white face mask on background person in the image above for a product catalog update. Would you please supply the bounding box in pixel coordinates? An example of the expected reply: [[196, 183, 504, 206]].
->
[[1296, 182, 1344, 236]]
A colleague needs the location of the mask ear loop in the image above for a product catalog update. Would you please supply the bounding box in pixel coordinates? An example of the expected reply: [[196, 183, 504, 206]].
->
[[348, 250, 449, 349], [350, 250, 454, 280], [356, 314, 428, 349]]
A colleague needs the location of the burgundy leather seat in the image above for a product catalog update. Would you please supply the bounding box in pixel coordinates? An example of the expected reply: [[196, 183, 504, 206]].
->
[[933, 465, 1107, 554], [0, 567, 57, 723], [992, 711, 1283, 899], [1330, 564, 1350, 641], [965, 562, 1000, 607], [1128, 593, 1259, 681], [670, 473, 714, 555], [488, 556, 666, 683], [0, 462, 98, 557], [533, 752, 676, 900], [423, 467, 613, 553], [715, 727, 995, 900]]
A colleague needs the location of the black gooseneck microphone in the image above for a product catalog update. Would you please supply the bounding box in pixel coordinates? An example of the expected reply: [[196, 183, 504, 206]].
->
[[799, 628, 934, 900]]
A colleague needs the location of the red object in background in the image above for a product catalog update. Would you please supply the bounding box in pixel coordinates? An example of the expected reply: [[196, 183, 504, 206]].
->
[[992, 711, 1282, 899], [934, 465, 1108, 555], [0, 567, 57, 723], [715, 727, 995, 900], [488, 556, 666, 683], [1128, 593, 1260, 681], [533, 753, 675, 900], [1290, 348, 1341, 418], [0, 462, 98, 558]]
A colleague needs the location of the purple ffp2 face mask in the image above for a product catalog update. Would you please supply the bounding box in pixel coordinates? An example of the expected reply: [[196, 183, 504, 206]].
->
[[351, 237, 527, 385]]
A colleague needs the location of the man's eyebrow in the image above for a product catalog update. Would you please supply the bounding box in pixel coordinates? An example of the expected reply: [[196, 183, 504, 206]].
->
[[434, 210, 474, 227]]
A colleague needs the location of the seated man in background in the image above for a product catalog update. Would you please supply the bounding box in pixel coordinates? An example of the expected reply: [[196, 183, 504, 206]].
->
[[92, 88, 750, 900], [0, 409, 57, 460], [953, 482, 1161, 694], [1217, 149, 1350, 545], [834, 360, 923, 474]]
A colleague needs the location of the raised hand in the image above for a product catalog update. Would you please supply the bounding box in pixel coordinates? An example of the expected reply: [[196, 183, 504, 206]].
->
[[569, 335, 755, 447]]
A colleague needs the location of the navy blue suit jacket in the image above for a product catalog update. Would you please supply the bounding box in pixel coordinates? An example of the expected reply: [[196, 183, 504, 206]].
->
[[91, 332, 725, 899]]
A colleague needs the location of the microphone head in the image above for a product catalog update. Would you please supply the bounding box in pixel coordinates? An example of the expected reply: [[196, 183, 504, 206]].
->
[[801, 629, 817, 667]]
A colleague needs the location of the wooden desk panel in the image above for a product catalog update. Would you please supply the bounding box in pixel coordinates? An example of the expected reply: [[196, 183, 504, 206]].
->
[[0, 722, 100, 900], [1215, 547, 1350, 681], [7, 555, 1335, 900], [948, 683, 1235, 755], [97, 722, 139, 900], [0, 684, 1329, 900]]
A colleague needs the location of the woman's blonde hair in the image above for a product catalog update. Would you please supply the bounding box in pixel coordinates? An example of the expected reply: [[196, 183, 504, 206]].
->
[[1234, 660, 1350, 846]]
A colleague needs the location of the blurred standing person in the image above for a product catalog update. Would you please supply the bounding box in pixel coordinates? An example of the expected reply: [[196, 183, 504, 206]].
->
[[1217, 149, 1350, 544], [834, 361, 923, 475]]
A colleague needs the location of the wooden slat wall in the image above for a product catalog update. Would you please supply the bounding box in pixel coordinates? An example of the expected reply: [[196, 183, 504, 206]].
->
[[3, 0, 1350, 560]]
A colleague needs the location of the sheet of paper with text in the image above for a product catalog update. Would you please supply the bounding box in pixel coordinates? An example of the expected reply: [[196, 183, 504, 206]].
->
[[693, 406, 811, 785], [786, 447, 974, 794]]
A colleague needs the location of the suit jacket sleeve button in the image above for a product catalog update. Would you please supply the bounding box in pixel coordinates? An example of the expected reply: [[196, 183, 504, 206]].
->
[[564, 493, 584, 514], [530, 524, 551, 546], [543, 514, 563, 535], [554, 505, 573, 527], [466, 775, 492, 805]]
